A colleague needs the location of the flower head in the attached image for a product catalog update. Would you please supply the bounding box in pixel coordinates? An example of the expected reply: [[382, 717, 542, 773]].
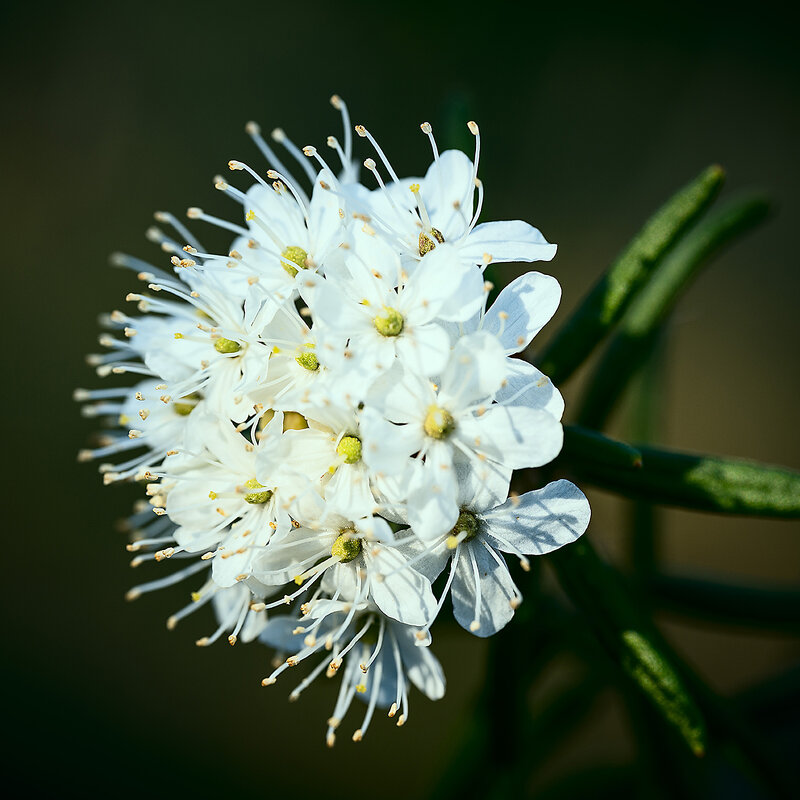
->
[[77, 96, 588, 743]]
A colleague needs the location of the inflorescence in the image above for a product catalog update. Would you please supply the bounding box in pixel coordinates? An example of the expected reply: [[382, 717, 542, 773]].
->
[[77, 95, 591, 745]]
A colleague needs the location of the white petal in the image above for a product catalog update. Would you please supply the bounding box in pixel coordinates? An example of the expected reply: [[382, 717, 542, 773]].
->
[[246, 183, 306, 245], [451, 541, 517, 637], [252, 529, 328, 583], [360, 407, 421, 476], [437, 331, 507, 410], [394, 322, 451, 377], [454, 458, 511, 511], [395, 625, 446, 699], [308, 173, 346, 255], [324, 465, 377, 519], [461, 220, 557, 265], [483, 271, 561, 354], [457, 406, 563, 469], [482, 479, 591, 555], [495, 358, 565, 420], [423, 149, 476, 240], [369, 363, 432, 424], [367, 545, 437, 625], [407, 445, 459, 541], [278, 427, 337, 481], [401, 243, 484, 323]]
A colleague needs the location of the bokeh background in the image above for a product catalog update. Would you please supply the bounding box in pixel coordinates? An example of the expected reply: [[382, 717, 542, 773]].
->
[[2, 0, 797, 796]]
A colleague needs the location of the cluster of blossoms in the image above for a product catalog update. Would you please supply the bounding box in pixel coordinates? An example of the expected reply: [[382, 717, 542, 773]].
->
[[78, 96, 591, 744]]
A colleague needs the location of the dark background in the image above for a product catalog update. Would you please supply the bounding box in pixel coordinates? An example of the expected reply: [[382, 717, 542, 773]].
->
[[2, 1, 798, 796]]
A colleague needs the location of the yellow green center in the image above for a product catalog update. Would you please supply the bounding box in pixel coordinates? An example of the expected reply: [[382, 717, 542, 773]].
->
[[373, 307, 404, 337], [450, 509, 480, 541], [281, 245, 309, 277], [243, 478, 273, 505], [418, 228, 445, 256], [424, 405, 456, 440], [331, 531, 362, 563], [336, 435, 362, 464], [173, 392, 201, 416], [214, 337, 241, 354], [295, 351, 319, 371]]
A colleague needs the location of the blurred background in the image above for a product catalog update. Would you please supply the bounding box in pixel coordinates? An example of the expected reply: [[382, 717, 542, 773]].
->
[[1, 0, 797, 796]]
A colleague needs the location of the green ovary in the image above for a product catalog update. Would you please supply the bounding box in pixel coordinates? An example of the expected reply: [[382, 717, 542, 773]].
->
[[295, 351, 319, 371], [336, 435, 362, 464], [331, 532, 362, 563], [281, 246, 309, 277], [214, 338, 241, 354], [243, 478, 273, 505], [173, 392, 201, 416], [424, 405, 456, 440], [450, 509, 480, 542], [373, 307, 404, 337]]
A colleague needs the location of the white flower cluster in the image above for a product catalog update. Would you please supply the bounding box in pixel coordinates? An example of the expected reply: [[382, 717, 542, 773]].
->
[[78, 97, 591, 744]]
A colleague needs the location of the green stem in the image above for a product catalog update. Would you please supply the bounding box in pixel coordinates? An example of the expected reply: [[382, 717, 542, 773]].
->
[[561, 443, 800, 517], [549, 537, 794, 796], [548, 538, 707, 756], [576, 193, 769, 429], [651, 573, 800, 633], [537, 165, 725, 385]]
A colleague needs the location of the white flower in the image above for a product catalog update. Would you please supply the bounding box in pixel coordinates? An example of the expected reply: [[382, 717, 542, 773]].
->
[[453, 269, 565, 415], [301, 229, 484, 382], [342, 122, 557, 269], [368, 331, 563, 539], [162, 410, 292, 587], [414, 475, 591, 639], [253, 509, 436, 627], [273, 405, 378, 518], [259, 600, 445, 743]]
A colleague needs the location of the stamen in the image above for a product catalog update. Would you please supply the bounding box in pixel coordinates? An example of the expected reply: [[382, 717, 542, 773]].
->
[[264, 168, 310, 219], [419, 121, 440, 164], [469, 547, 483, 632], [330, 94, 353, 167], [301, 145, 339, 188], [125, 560, 208, 601], [245, 120, 307, 205], [354, 124, 400, 184], [186, 208, 249, 237], [153, 210, 204, 251], [243, 209, 285, 251], [271, 127, 317, 184]]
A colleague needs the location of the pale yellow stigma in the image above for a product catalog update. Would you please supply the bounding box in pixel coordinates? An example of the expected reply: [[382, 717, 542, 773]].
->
[[336, 436, 362, 464], [281, 245, 309, 278], [373, 307, 404, 337], [424, 405, 456, 440], [331, 531, 362, 563], [243, 478, 273, 505]]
